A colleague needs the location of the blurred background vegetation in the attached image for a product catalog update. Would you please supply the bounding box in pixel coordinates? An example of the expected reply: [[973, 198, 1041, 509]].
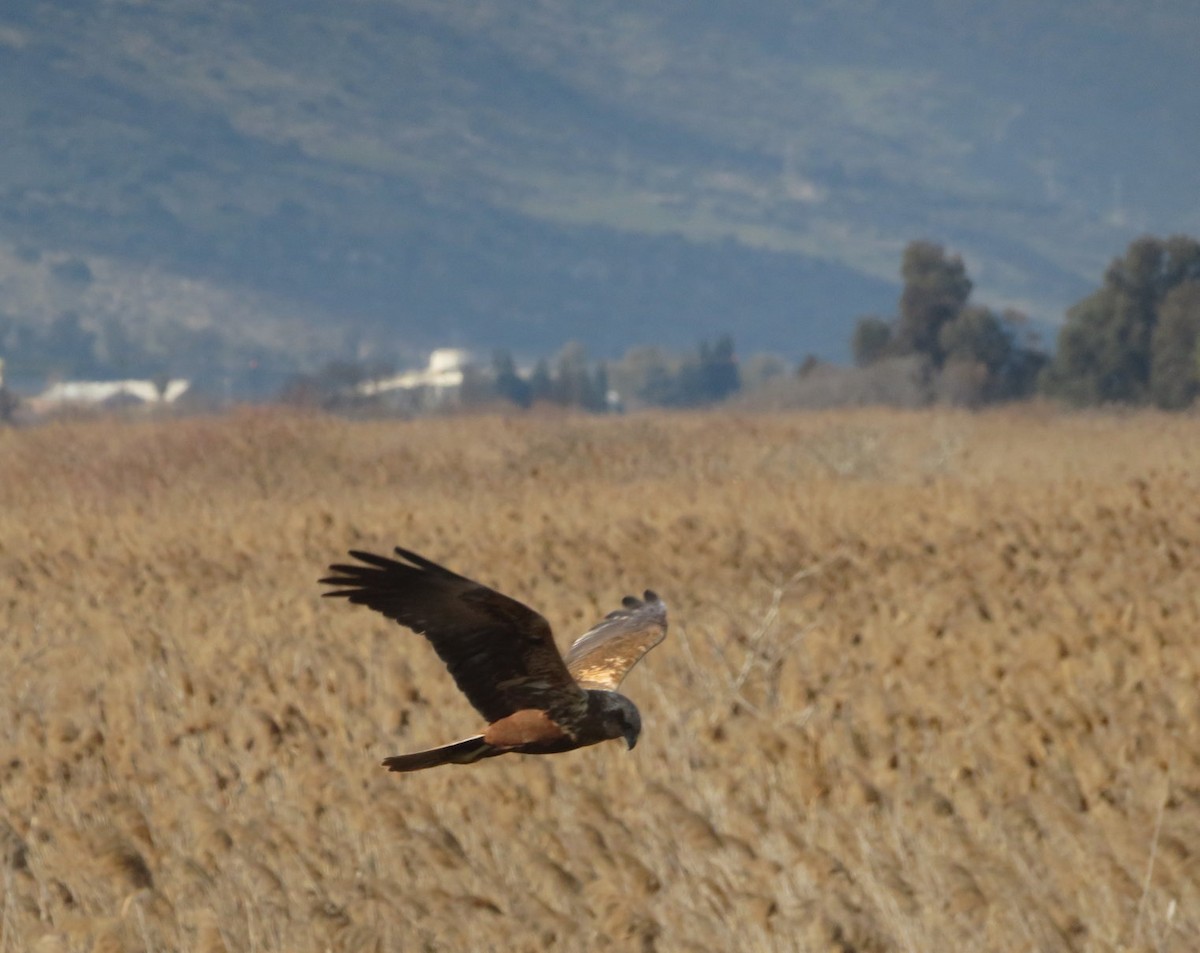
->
[[0, 1, 1197, 409]]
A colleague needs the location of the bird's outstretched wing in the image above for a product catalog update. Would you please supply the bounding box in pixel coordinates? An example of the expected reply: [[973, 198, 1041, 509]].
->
[[321, 548, 584, 723], [564, 591, 667, 691]]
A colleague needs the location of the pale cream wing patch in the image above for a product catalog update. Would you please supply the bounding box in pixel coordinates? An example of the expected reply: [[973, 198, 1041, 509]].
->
[[565, 591, 667, 691]]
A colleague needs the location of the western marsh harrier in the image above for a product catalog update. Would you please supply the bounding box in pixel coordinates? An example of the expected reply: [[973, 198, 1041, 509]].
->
[[320, 547, 667, 772]]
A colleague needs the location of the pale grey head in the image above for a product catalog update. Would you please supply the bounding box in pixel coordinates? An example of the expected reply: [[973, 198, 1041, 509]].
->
[[589, 690, 643, 750]]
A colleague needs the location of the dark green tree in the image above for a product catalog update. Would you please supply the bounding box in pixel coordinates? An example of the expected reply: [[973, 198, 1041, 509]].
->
[[939, 306, 1011, 372], [553, 341, 600, 409], [492, 349, 531, 408], [1106, 235, 1200, 307], [1149, 281, 1200, 409], [844, 241, 1045, 403], [697, 335, 740, 402], [851, 315, 893, 366], [894, 241, 972, 366], [1043, 235, 1200, 404], [1040, 293, 1111, 403]]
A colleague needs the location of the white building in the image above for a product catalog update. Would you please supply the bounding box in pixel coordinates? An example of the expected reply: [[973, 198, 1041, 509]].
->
[[356, 348, 471, 407], [30, 378, 191, 410]]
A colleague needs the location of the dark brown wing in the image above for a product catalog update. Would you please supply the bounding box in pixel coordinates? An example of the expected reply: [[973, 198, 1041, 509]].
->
[[321, 547, 584, 723], [564, 591, 667, 691]]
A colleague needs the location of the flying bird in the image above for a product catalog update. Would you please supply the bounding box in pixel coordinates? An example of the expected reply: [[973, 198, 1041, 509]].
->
[[320, 547, 667, 772]]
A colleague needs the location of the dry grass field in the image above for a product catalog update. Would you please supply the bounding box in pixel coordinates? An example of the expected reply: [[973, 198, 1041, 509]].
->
[[1, 407, 1198, 952]]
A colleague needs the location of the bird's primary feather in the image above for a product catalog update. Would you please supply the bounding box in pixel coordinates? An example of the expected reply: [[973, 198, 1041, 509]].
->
[[322, 547, 585, 724]]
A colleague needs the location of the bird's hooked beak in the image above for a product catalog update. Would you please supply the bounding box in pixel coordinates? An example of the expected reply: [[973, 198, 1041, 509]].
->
[[623, 725, 639, 750]]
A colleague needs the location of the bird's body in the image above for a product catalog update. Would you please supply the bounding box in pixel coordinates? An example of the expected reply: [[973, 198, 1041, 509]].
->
[[320, 547, 666, 772]]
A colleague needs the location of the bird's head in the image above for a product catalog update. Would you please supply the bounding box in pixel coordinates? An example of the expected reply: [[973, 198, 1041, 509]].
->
[[599, 692, 642, 750], [622, 709, 642, 750]]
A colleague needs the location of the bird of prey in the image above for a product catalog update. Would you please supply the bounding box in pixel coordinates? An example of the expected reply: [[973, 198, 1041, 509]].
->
[[320, 547, 667, 772]]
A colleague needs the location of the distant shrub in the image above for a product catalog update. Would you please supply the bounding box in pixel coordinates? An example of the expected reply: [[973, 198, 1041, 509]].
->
[[736, 356, 931, 410]]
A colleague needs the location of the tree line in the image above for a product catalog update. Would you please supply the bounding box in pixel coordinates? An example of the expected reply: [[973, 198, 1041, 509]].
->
[[482, 336, 741, 411], [283, 232, 1200, 416], [11, 232, 1199, 418], [1041, 235, 1200, 408], [477, 233, 1200, 413], [851, 234, 1200, 410], [850, 240, 1046, 405]]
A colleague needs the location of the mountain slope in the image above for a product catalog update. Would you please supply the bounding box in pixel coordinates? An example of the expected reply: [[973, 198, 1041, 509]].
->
[[0, 0, 1196, 384]]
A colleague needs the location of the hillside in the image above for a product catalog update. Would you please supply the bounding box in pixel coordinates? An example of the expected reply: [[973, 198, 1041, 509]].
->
[[1, 1, 1197, 387]]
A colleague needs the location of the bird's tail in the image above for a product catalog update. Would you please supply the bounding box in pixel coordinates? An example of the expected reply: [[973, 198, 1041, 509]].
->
[[382, 735, 501, 773]]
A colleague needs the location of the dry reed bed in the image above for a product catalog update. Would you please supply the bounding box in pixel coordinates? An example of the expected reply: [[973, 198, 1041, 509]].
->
[[0, 407, 1197, 952]]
